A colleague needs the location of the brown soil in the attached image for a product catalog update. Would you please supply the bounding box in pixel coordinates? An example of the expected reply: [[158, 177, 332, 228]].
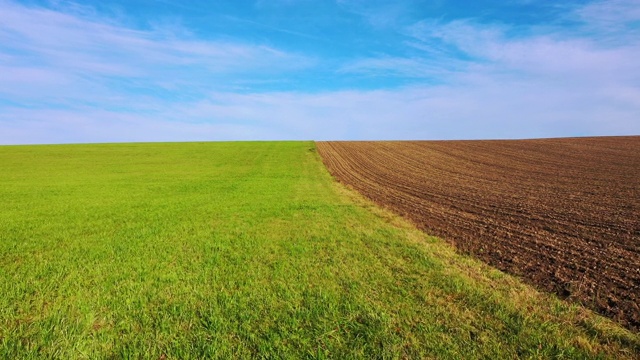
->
[[316, 137, 640, 331]]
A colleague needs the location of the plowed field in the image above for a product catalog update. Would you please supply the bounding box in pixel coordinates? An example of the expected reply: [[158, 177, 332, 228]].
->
[[317, 137, 640, 331]]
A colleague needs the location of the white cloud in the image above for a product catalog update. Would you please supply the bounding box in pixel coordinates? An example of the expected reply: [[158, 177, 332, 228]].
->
[[0, 0, 312, 101], [3, 76, 637, 145], [336, 4, 640, 139], [404, 18, 640, 81]]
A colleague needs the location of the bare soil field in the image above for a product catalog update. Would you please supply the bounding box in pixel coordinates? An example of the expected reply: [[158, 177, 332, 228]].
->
[[317, 137, 640, 331]]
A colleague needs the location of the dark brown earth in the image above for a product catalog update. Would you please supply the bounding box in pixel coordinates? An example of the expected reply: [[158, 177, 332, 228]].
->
[[316, 137, 640, 331]]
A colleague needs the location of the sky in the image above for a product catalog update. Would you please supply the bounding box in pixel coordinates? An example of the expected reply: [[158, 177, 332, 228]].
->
[[1, 0, 639, 144]]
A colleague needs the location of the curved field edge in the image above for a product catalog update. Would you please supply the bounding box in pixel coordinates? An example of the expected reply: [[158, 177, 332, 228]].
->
[[0, 141, 636, 359]]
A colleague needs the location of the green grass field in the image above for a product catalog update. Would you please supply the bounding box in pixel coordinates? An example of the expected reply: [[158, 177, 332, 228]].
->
[[0, 141, 638, 359]]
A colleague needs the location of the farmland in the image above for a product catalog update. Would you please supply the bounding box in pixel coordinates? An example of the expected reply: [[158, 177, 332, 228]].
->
[[0, 141, 638, 358], [317, 136, 640, 332]]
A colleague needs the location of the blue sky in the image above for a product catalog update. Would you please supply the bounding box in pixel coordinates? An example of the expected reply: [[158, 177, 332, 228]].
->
[[1, 0, 639, 144]]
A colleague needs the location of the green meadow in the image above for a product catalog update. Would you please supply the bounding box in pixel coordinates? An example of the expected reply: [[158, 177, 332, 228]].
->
[[0, 141, 638, 359]]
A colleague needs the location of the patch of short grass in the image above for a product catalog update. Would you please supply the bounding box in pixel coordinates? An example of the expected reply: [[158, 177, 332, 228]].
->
[[0, 141, 637, 359]]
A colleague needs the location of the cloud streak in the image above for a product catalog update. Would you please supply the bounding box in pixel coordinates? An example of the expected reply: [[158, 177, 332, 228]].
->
[[0, 0, 311, 103], [336, 2, 640, 139]]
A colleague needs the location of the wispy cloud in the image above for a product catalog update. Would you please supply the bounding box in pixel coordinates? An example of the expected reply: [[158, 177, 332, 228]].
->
[[336, 2, 640, 139], [0, 0, 312, 103]]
